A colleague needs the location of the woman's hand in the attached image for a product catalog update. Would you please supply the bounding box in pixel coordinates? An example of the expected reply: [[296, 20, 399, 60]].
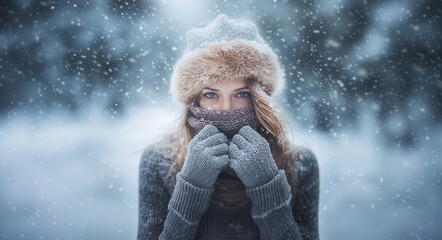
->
[[180, 124, 230, 189], [229, 126, 279, 188]]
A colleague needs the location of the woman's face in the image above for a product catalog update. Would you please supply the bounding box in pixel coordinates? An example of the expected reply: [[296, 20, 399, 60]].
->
[[197, 77, 252, 110]]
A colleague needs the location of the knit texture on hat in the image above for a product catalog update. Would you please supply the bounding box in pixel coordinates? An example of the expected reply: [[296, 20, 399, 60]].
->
[[185, 14, 265, 51], [170, 14, 285, 104]]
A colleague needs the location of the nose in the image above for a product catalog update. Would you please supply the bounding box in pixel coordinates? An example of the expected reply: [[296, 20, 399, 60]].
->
[[220, 98, 234, 110]]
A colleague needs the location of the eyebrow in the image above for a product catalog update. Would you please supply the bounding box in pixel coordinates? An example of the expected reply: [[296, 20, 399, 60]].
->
[[202, 86, 250, 91], [233, 86, 249, 92], [203, 87, 219, 92]]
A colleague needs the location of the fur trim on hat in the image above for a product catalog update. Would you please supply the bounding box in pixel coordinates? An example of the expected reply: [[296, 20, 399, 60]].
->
[[170, 40, 285, 104]]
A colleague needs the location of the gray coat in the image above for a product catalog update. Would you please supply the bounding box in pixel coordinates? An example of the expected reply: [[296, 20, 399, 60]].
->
[[137, 139, 319, 240]]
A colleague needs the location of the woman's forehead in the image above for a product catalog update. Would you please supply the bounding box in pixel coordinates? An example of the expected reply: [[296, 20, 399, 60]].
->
[[203, 77, 249, 90]]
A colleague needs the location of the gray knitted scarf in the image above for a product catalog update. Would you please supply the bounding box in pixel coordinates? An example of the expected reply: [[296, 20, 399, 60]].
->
[[187, 104, 260, 139], [187, 103, 261, 208]]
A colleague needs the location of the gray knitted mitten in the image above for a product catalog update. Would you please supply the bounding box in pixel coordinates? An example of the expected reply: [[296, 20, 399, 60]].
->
[[179, 124, 230, 189], [229, 126, 279, 188]]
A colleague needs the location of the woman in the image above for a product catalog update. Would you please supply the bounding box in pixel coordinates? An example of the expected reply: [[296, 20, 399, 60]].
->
[[137, 14, 319, 240]]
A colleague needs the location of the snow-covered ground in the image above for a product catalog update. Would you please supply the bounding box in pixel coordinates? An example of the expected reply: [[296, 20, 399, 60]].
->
[[1, 104, 440, 239]]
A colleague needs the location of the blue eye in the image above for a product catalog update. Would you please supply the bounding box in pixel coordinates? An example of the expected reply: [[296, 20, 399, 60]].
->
[[203, 92, 217, 99], [236, 91, 251, 98]]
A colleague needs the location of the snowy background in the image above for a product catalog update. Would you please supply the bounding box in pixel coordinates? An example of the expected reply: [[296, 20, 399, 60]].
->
[[1, 0, 441, 239]]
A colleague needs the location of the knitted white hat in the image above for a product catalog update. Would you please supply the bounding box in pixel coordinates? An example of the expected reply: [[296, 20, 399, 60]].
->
[[170, 14, 285, 104]]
